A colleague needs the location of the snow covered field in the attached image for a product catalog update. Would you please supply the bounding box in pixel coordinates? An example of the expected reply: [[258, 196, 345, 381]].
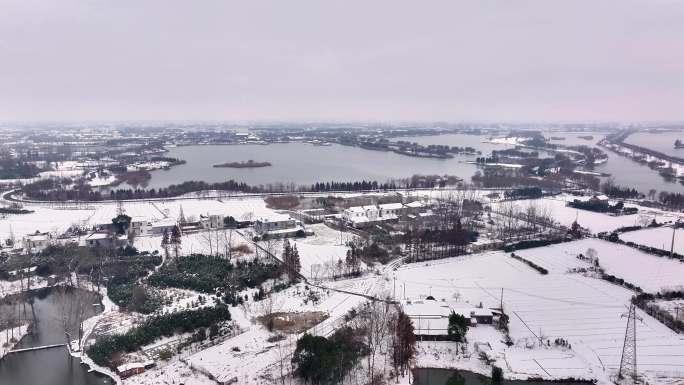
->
[[134, 230, 256, 260], [391, 249, 684, 384], [0, 196, 281, 248], [267, 223, 358, 279], [514, 238, 684, 293], [492, 195, 684, 234], [620, 226, 684, 256], [182, 278, 372, 384]]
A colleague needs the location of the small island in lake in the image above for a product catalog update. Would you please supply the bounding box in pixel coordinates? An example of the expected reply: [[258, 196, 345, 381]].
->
[[213, 160, 272, 168], [675, 139, 684, 149]]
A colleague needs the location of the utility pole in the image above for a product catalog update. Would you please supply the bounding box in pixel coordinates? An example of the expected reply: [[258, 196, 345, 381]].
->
[[500, 288, 504, 311], [670, 221, 678, 259], [393, 276, 396, 301]]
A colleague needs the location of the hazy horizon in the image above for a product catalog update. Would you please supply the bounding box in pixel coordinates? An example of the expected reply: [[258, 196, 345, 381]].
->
[[1, 0, 683, 122]]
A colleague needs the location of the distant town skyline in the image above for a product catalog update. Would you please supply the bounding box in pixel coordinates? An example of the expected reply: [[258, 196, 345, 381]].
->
[[1, 0, 683, 122]]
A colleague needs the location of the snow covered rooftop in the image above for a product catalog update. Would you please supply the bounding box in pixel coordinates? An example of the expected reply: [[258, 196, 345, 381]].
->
[[255, 213, 292, 222], [86, 232, 110, 240]]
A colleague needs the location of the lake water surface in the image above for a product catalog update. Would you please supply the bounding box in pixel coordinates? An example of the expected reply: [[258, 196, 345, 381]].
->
[[624, 130, 684, 158], [134, 133, 683, 194], [141, 142, 481, 189]]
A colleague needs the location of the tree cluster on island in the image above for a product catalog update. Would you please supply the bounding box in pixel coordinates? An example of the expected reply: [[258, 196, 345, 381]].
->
[[212, 159, 272, 168]]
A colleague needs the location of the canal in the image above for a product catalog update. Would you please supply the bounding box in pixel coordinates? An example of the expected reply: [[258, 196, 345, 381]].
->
[[0, 287, 112, 385]]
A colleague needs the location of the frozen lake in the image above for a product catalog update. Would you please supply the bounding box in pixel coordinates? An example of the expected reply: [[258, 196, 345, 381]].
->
[[127, 132, 684, 194], [625, 130, 684, 158], [140, 142, 481, 189]]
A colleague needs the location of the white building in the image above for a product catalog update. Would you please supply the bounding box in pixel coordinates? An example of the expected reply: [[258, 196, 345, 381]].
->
[[84, 232, 126, 248], [149, 218, 178, 235], [199, 213, 225, 230], [342, 203, 405, 228], [129, 216, 151, 236], [254, 214, 303, 238], [401, 298, 495, 340], [22, 232, 53, 252]]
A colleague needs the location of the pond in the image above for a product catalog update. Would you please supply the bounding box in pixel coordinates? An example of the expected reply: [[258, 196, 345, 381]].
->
[[413, 368, 589, 385], [0, 287, 112, 385]]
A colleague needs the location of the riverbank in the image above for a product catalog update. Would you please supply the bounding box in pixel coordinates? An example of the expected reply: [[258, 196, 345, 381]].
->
[[73, 282, 121, 385], [0, 324, 30, 360], [0, 275, 49, 299]]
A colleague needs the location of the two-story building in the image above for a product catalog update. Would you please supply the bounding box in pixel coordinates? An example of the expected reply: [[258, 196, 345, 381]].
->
[[199, 213, 225, 230], [22, 231, 53, 252], [342, 203, 405, 228], [254, 214, 304, 238]]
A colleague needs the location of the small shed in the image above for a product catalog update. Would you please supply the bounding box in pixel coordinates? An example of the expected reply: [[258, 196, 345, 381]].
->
[[117, 362, 145, 378]]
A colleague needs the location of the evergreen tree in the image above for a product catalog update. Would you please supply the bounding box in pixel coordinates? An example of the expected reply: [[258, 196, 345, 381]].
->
[[161, 228, 170, 259], [291, 244, 301, 280], [447, 311, 469, 342], [393, 310, 416, 376], [170, 225, 182, 258], [179, 205, 186, 225]]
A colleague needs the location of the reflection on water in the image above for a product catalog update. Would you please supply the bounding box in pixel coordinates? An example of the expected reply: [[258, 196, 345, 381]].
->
[[0, 287, 112, 385], [413, 368, 589, 385]]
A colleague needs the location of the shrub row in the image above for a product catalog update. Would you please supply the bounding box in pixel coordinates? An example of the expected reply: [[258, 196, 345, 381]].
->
[[601, 232, 684, 261], [503, 237, 568, 253], [509, 253, 548, 275], [86, 305, 231, 367]]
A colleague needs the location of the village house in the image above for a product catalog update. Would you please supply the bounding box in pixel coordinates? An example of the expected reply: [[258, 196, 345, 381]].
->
[[401, 298, 495, 340], [129, 216, 151, 236], [85, 232, 127, 248], [254, 214, 305, 238], [149, 217, 178, 235], [199, 212, 225, 230], [342, 203, 403, 228], [22, 231, 53, 252], [342, 202, 433, 229]]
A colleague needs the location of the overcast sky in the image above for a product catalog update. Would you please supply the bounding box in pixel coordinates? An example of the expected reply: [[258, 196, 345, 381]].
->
[[1, 0, 682, 122]]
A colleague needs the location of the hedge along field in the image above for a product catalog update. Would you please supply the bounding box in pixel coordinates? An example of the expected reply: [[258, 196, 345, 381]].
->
[[87, 305, 232, 367]]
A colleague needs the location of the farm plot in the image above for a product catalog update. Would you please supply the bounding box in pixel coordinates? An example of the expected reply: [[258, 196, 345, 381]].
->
[[265, 224, 357, 280], [515, 238, 684, 293], [0, 205, 95, 241], [134, 230, 256, 260], [492, 195, 684, 234], [184, 278, 370, 384], [155, 197, 276, 222], [392, 250, 684, 384], [620, 227, 684, 256]]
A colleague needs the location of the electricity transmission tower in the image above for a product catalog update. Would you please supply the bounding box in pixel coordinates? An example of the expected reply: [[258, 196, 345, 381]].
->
[[618, 304, 642, 383]]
